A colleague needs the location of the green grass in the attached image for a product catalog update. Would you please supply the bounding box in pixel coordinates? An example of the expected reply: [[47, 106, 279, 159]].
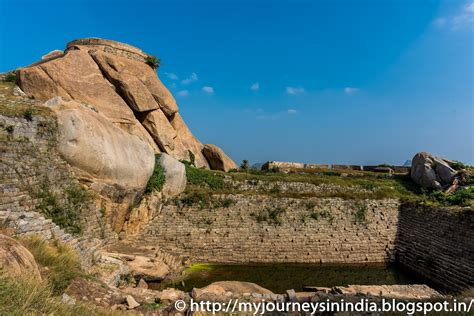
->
[[185, 165, 225, 190], [0, 81, 53, 117], [353, 202, 368, 223], [183, 167, 472, 206], [20, 237, 83, 295], [146, 154, 166, 193], [0, 271, 121, 315]]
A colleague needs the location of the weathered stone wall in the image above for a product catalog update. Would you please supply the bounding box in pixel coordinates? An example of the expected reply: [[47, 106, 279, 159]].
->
[[396, 204, 474, 292], [0, 114, 117, 265], [140, 195, 400, 263]]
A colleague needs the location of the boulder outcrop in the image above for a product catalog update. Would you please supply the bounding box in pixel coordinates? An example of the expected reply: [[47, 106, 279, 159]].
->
[[0, 234, 41, 281], [202, 144, 238, 171], [411, 152, 457, 190], [16, 38, 233, 170], [45, 97, 155, 191]]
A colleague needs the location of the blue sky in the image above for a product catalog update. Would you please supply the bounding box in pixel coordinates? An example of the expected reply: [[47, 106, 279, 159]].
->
[[1, 0, 473, 165]]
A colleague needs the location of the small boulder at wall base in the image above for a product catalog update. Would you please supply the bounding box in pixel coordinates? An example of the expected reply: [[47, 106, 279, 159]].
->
[[159, 153, 187, 198]]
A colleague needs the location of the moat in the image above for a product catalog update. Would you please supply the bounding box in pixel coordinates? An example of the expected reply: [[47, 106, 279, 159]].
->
[[153, 263, 421, 293]]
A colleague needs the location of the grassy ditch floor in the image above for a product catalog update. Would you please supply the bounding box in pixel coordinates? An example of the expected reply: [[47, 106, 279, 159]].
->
[[181, 165, 473, 208]]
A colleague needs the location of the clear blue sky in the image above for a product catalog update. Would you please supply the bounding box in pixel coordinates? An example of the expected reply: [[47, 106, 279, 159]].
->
[[1, 0, 473, 165]]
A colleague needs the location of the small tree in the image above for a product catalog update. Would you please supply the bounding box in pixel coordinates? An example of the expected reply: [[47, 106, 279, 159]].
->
[[240, 159, 249, 172]]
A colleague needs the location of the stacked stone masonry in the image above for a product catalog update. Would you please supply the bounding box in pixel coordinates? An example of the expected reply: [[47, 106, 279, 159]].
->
[[396, 205, 474, 292], [140, 195, 401, 264]]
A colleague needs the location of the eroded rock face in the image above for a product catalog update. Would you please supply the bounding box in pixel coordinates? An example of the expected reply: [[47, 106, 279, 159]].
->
[[202, 144, 238, 171], [0, 234, 41, 281], [192, 281, 273, 301], [411, 152, 456, 190], [16, 38, 233, 171]]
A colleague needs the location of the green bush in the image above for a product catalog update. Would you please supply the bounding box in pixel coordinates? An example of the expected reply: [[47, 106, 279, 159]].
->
[[354, 202, 368, 223], [185, 165, 224, 190], [23, 108, 34, 121], [426, 187, 474, 206], [5, 125, 14, 134], [180, 192, 211, 209], [4, 71, 16, 83], [251, 207, 286, 225], [188, 150, 196, 167], [240, 160, 249, 171], [145, 55, 161, 69], [146, 155, 166, 193]]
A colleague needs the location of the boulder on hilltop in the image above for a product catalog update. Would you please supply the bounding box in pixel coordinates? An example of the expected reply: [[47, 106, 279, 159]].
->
[[410, 152, 469, 191], [16, 38, 236, 170]]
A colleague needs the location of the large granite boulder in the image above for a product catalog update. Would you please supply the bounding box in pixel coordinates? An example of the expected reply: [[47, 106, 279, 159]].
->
[[202, 144, 238, 172], [16, 38, 230, 170], [159, 153, 187, 198], [411, 152, 457, 190], [46, 97, 154, 190], [0, 234, 41, 281]]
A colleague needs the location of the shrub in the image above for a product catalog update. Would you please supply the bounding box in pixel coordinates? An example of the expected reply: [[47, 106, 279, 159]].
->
[[180, 192, 211, 209], [251, 207, 286, 225], [146, 155, 166, 193], [145, 55, 161, 69], [185, 165, 224, 190], [5, 125, 14, 134], [240, 160, 249, 172], [4, 71, 16, 83], [426, 187, 474, 206], [188, 150, 196, 167], [35, 183, 91, 235], [21, 237, 82, 295], [354, 202, 368, 223], [449, 161, 469, 171], [23, 108, 34, 121]]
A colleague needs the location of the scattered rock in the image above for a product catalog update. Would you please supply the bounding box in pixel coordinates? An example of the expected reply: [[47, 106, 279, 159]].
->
[[157, 288, 187, 303], [125, 295, 140, 309], [12, 86, 27, 97], [62, 293, 76, 305], [137, 278, 148, 289], [286, 289, 297, 302], [202, 144, 237, 172], [333, 284, 442, 300], [0, 234, 41, 281], [193, 281, 272, 301], [411, 152, 457, 190], [159, 153, 187, 198]]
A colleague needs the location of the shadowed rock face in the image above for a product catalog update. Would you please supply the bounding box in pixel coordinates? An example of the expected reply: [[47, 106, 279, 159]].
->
[[16, 38, 235, 170]]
